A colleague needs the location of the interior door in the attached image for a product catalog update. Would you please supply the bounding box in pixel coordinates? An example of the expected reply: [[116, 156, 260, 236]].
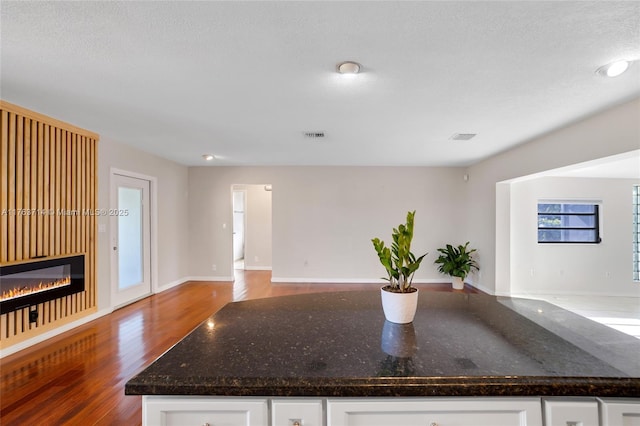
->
[[111, 173, 151, 308]]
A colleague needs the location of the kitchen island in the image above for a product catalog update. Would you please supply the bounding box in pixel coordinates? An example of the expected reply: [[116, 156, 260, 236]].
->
[[125, 291, 640, 425]]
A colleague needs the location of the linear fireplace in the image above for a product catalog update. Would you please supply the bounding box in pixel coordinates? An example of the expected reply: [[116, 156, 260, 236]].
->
[[0, 255, 85, 315]]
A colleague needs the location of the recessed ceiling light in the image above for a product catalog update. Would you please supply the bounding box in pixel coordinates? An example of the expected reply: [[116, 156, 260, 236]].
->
[[337, 61, 361, 74], [596, 60, 630, 77], [450, 133, 477, 141], [202, 154, 215, 161]]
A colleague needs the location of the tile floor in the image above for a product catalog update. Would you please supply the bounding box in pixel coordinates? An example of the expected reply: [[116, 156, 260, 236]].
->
[[535, 294, 640, 339]]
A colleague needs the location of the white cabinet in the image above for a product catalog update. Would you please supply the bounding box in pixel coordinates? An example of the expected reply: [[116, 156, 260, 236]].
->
[[141, 396, 640, 426], [599, 398, 640, 426], [543, 398, 599, 426], [142, 396, 268, 426], [326, 397, 543, 426], [272, 399, 323, 426]]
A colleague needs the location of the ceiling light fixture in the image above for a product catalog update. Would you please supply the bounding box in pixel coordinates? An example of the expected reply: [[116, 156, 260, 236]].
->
[[596, 60, 630, 77], [202, 154, 215, 161], [337, 61, 361, 74], [450, 133, 477, 141]]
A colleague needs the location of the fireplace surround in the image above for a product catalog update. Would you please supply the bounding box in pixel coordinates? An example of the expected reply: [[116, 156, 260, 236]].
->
[[0, 255, 85, 315]]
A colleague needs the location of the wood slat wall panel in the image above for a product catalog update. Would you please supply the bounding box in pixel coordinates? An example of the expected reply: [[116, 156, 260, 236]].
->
[[1, 110, 8, 264], [15, 117, 23, 262], [0, 100, 98, 349], [90, 138, 96, 308], [60, 130, 67, 255], [48, 125, 56, 257], [22, 119, 31, 261], [43, 124, 50, 257], [80, 137, 86, 311], [37, 122, 44, 257], [55, 128, 61, 256], [29, 120, 37, 258], [8, 113, 16, 262]]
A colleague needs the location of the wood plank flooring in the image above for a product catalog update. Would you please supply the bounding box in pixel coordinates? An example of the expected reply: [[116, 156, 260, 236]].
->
[[0, 270, 481, 425]]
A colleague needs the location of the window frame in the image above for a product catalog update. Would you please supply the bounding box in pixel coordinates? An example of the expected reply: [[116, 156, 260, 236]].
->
[[537, 201, 602, 244]]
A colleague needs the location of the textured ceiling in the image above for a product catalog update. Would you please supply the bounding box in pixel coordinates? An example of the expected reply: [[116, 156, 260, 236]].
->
[[1, 1, 639, 167]]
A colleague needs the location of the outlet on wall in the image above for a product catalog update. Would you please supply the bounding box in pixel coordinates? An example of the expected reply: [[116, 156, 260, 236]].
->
[[211, 264, 217, 271], [254, 256, 259, 262]]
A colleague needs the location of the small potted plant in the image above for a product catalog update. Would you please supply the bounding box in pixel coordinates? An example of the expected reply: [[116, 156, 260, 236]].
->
[[434, 242, 479, 290], [372, 210, 427, 323]]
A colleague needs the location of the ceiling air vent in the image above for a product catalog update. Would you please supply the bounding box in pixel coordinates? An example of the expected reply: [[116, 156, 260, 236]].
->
[[450, 133, 476, 141], [303, 131, 325, 139]]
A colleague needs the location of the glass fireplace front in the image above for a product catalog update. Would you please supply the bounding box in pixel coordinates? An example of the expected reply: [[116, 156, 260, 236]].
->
[[0, 255, 85, 314]]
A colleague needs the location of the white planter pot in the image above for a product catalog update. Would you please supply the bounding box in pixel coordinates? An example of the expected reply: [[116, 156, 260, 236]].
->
[[451, 276, 464, 290], [380, 287, 419, 324]]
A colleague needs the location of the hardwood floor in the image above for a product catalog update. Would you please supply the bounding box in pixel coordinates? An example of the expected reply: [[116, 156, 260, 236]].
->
[[0, 271, 481, 425]]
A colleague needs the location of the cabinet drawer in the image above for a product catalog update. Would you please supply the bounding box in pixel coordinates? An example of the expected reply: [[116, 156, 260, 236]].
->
[[143, 396, 268, 426], [599, 398, 640, 426], [327, 397, 542, 426], [272, 399, 323, 426], [543, 398, 599, 426]]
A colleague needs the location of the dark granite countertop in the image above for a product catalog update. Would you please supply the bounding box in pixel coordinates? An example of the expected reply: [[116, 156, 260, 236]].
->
[[125, 291, 640, 397]]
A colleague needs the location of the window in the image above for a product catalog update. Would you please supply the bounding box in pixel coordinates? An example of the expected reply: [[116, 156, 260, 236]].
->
[[634, 186, 640, 281], [538, 202, 601, 243]]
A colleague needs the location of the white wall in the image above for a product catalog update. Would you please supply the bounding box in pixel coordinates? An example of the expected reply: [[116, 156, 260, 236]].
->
[[468, 97, 640, 295], [100, 97, 640, 300], [188, 166, 469, 282], [97, 137, 189, 310], [510, 177, 640, 297]]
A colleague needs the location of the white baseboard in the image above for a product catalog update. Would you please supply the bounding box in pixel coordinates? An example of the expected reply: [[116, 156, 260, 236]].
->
[[271, 277, 379, 284], [243, 266, 272, 271], [0, 307, 113, 359], [157, 276, 190, 291], [509, 289, 640, 299], [187, 275, 235, 282], [469, 282, 495, 295], [270, 277, 448, 284]]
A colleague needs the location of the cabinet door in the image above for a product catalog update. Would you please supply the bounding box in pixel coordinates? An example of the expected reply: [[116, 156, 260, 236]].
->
[[143, 396, 268, 426], [599, 398, 640, 426], [272, 399, 323, 426], [543, 399, 599, 426], [327, 397, 542, 426]]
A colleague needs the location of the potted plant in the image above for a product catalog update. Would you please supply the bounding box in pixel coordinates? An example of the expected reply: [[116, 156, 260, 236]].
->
[[434, 242, 479, 290], [372, 210, 427, 323]]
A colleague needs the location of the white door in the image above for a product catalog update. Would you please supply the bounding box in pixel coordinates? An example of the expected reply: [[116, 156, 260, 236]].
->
[[111, 173, 151, 308]]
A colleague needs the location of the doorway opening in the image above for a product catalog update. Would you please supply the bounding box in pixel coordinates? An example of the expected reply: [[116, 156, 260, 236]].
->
[[232, 189, 246, 270], [231, 184, 273, 276]]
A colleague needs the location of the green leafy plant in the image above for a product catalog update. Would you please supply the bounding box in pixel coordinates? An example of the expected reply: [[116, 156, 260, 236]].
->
[[372, 211, 428, 293], [434, 242, 479, 281]]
